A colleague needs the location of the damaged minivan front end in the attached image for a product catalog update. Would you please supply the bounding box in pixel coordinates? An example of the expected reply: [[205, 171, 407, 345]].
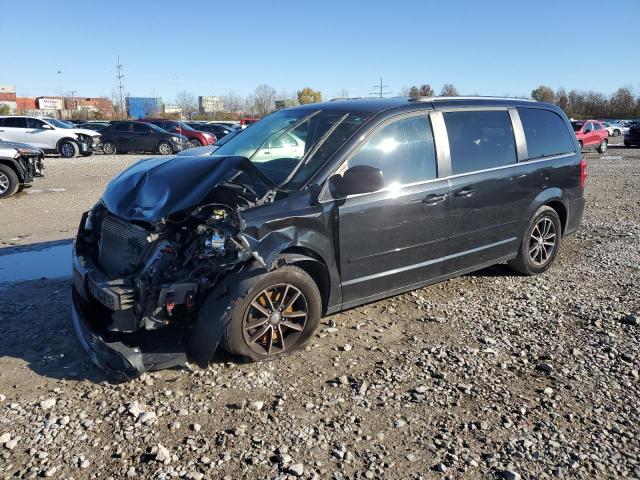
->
[[72, 156, 277, 379], [71, 107, 368, 380]]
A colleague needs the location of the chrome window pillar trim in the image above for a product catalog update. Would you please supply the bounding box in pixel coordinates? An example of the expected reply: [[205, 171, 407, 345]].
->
[[429, 111, 452, 178], [509, 108, 528, 161]]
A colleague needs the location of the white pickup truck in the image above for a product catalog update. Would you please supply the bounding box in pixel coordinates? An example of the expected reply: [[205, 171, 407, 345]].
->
[[0, 116, 101, 157]]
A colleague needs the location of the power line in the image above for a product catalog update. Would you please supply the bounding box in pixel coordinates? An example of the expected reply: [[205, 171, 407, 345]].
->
[[369, 77, 391, 98], [116, 56, 125, 116]]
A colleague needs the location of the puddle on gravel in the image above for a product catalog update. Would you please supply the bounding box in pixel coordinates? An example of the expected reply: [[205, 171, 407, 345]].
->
[[0, 241, 72, 283], [602, 155, 623, 160]]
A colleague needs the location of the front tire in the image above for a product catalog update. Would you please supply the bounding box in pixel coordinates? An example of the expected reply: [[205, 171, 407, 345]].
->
[[578, 140, 583, 151], [597, 139, 608, 154], [157, 141, 173, 155], [101, 141, 117, 155], [59, 140, 79, 158], [222, 266, 321, 362], [0, 164, 19, 199], [508, 206, 562, 276]]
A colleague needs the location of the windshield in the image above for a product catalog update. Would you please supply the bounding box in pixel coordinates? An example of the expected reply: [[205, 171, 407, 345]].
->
[[214, 109, 369, 186], [176, 122, 195, 131], [147, 122, 165, 133], [46, 118, 74, 129], [571, 121, 584, 132]]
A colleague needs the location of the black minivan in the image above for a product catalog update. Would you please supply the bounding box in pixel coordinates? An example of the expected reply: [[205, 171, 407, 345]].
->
[[71, 97, 585, 379]]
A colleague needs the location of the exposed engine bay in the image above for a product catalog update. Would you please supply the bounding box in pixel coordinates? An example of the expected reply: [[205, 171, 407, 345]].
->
[[75, 181, 269, 333]]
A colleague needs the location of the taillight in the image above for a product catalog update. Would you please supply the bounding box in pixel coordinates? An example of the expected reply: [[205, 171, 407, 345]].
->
[[580, 159, 587, 190]]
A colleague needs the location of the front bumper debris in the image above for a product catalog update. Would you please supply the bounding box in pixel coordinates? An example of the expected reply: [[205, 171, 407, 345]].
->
[[71, 248, 188, 380]]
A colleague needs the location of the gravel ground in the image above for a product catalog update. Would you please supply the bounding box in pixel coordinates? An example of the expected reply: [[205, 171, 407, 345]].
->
[[0, 142, 638, 479]]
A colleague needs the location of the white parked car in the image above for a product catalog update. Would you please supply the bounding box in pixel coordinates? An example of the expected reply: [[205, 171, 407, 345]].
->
[[602, 122, 623, 137], [0, 116, 101, 157], [252, 132, 305, 162]]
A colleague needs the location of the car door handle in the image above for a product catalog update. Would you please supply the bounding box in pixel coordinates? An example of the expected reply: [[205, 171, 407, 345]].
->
[[454, 187, 475, 198], [422, 193, 448, 205]]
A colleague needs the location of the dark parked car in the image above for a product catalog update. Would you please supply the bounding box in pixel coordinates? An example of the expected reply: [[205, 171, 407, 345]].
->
[[138, 119, 216, 147], [100, 121, 190, 155], [186, 122, 234, 140], [72, 97, 585, 380], [0, 141, 44, 198], [624, 122, 640, 147], [76, 122, 111, 132]]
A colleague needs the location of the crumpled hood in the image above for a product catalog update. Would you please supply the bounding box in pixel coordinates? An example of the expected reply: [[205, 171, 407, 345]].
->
[[101, 154, 247, 222]]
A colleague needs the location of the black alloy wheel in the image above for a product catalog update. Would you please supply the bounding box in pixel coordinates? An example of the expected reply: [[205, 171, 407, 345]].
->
[[241, 284, 309, 356]]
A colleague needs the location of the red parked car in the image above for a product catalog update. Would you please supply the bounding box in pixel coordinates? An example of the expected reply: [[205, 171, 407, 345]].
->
[[571, 120, 608, 153], [138, 119, 216, 147]]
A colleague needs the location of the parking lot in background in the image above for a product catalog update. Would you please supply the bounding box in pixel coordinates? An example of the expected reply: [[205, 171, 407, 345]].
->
[[0, 134, 638, 479]]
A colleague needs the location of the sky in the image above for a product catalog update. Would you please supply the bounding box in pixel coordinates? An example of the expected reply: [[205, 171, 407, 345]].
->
[[2, 0, 639, 103]]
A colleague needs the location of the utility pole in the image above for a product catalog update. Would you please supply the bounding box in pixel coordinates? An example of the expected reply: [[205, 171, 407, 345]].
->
[[68, 89, 77, 117], [116, 56, 125, 118], [370, 77, 390, 98]]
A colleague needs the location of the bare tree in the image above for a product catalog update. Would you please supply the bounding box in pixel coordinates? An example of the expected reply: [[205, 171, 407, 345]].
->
[[440, 83, 459, 96], [175, 90, 197, 119], [408, 84, 434, 98], [531, 85, 556, 104], [335, 88, 350, 98], [399, 86, 411, 97], [252, 84, 276, 117], [610, 87, 635, 118], [221, 91, 242, 114]]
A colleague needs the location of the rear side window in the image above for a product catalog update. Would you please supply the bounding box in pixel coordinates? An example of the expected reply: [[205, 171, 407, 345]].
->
[[347, 115, 437, 187], [444, 110, 516, 174], [593, 123, 602, 131], [132, 123, 151, 133], [518, 108, 575, 159], [4, 117, 27, 128], [27, 118, 45, 129], [112, 122, 130, 132]]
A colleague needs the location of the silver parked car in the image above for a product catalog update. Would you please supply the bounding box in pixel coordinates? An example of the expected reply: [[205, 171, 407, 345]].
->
[[0, 141, 44, 198]]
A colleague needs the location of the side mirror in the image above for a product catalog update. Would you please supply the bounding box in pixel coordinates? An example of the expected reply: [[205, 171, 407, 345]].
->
[[334, 165, 384, 197]]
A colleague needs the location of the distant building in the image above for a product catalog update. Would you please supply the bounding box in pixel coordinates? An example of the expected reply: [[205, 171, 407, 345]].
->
[[198, 95, 223, 113], [66, 97, 115, 118], [16, 97, 37, 113], [0, 85, 17, 113], [164, 104, 183, 116], [127, 97, 161, 119]]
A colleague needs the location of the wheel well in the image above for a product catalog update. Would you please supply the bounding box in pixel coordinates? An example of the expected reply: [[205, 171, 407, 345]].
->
[[279, 247, 331, 314], [546, 200, 567, 235], [56, 137, 78, 150]]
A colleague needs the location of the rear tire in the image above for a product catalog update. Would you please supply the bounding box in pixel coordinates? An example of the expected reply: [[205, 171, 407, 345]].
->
[[189, 139, 202, 148], [578, 140, 583, 151], [0, 164, 19, 199], [597, 139, 608, 154], [58, 140, 79, 158], [508, 206, 562, 276], [221, 266, 321, 362], [614, 129, 621, 136]]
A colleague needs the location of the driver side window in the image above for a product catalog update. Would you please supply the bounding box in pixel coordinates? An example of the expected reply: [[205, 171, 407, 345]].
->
[[346, 115, 437, 187], [27, 118, 46, 129]]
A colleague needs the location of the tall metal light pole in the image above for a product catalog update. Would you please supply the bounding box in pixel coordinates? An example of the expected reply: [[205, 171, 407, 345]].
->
[[116, 56, 125, 118]]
